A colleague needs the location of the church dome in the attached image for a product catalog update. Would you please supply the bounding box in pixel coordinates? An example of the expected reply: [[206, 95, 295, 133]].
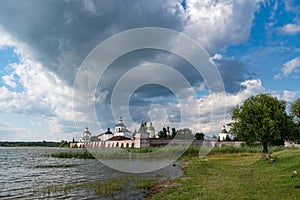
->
[[83, 126, 91, 135], [116, 117, 125, 127], [220, 125, 228, 133]]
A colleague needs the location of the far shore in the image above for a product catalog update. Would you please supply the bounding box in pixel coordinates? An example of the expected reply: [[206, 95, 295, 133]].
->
[[0, 140, 69, 148]]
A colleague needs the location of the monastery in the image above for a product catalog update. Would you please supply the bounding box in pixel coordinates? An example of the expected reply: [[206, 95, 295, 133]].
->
[[70, 117, 156, 148], [70, 118, 239, 148]]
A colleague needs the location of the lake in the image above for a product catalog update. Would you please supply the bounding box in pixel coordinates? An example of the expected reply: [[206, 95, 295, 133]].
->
[[0, 147, 182, 199]]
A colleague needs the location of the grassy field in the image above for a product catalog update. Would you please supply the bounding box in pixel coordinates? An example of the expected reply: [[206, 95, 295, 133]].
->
[[149, 148, 300, 200]]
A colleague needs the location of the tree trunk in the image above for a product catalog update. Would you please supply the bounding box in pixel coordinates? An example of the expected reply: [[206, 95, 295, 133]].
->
[[262, 141, 268, 154]]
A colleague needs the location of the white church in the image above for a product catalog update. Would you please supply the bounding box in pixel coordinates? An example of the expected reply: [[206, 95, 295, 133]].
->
[[113, 117, 132, 138], [97, 117, 156, 141], [218, 125, 230, 141]]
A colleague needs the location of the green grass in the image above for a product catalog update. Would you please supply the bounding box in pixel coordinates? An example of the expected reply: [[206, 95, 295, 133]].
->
[[50, 145, 284, 160], [149, 148, 300, 200], [50, 150, 95, 159], [135, 175, 162, 190], [86, 177, 131, 196], [209, 145, 285, 154]]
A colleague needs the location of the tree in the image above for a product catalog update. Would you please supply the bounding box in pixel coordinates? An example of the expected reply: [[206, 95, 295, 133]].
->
[[290, 98, 300, 142], [230, 93, 294, 154], [225, 135, 232, 141], [171, 128, 177, 139], [290, 98, 300, 126], [59, 140, 69, 147], [158, 127, 168, 138], [212, 135, 218, 140], [175, 128, 193, 139], [195, 132, 204, 140]]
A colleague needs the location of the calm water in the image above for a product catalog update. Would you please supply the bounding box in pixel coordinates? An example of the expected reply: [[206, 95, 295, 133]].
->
[[0, 147, 182, 199]]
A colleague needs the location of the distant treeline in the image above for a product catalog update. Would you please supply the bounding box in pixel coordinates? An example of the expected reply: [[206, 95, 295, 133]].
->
[[0, 140, 69, 147]]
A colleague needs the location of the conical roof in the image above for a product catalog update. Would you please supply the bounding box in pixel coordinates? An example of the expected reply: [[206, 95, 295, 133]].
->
[[138, 122, 147, 133]]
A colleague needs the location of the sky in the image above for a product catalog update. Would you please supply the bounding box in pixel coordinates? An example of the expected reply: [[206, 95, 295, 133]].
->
[[0, 0, 299, 141]]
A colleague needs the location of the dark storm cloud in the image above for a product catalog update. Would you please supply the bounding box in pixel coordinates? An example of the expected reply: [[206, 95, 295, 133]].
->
[[0, 0, 184, 86], [95, 49, 205, 102], [0, 0, 258, 132], [0, 0, 255, 95], [215, 58, 255, 94]]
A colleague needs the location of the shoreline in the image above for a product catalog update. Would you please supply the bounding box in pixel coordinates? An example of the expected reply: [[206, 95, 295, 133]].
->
[[145, 160, 190, 199]]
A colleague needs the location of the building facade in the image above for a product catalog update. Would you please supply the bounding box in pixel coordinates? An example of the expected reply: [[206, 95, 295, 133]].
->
[[114, 117, 132, 138], [218, 125, 229, 141], [79, 126, 91, 142], [98, 128, 114, 141], [71, 119, 157, 148]]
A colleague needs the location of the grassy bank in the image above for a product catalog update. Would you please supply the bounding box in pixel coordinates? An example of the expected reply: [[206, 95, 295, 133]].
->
[[50, 145, 285, 160], [50, 150, 95, 159], [149, 148, 300, 200]]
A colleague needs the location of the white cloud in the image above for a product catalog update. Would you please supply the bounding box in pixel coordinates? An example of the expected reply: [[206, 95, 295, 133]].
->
[[281, 56, 300, 77], [146, 79, 265, 135], [1, 74, 16, 88], [282, 90, 298, 102], [0, 122, 33, 141], [183, 0, 259, 53], [212, 53, 223, 60], [278, 23, 300, 35], [0, 35, 93, 139], [0, 27, 16, 48], [198, 79, 266, 134]]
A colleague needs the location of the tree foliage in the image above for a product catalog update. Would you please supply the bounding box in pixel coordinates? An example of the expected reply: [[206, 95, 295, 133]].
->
[[171, 128, 177, 139], [158, 127, 168, 138], [175, 128, 193, 139], [0, 141, 67, 147], [195, 132, 204, 140], [290, 98, 300, 143], [230, 93, 296, 153], [290, 98, 300, 126]]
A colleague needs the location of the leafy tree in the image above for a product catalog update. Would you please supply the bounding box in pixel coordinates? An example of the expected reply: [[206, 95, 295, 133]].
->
[[175, 128, 193, 139], [171, 128, 177, 139], [59, 140, 69, 147], [290, 98, 300, 143], [158, 127, 168, 138], [230, 93, 294, 154], [290, 98, 300, 126], [225, 135, 232, 141], [195, 132, 204, 140]]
